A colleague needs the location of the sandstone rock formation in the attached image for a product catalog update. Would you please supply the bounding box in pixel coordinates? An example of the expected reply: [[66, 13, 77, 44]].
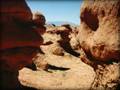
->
[[91, 62, 120, 90], [0, 0, 44, 50], [1, 0, 119, 90], [18, 10, 120, 89], [33, 12, 46, 35], [78, 0, 120, 61], [18, 23, 95, 90], [0, 0, 45, 89], [0, 0, 46, 71], [77, 0, 120, 89], [33, 11, 46, 26], [18, 23, 120, 90], [47, 24, 80, 56], [19, 54, 95, 90]]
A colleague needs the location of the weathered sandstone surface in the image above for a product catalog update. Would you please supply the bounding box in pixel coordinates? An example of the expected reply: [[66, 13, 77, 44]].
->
[[78, 0, 120, 61], [19, 55, 95, 90], [18, 0, 120, 89], [1, 0, 120, 90]]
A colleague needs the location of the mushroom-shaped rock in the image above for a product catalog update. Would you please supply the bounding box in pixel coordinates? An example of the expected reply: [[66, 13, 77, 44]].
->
[[32, 12, 46, 35], [33, 11, 46, 26]]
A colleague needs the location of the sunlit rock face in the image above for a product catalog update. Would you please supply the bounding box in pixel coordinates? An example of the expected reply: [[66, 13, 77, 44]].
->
[[78, 0, 120, 61]]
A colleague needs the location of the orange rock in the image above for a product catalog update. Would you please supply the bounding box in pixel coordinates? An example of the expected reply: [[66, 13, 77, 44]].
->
[[78, 0, 120, 61]]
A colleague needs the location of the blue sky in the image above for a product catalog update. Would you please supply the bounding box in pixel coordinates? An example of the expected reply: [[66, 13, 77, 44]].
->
[[26, 0, 82, 25]]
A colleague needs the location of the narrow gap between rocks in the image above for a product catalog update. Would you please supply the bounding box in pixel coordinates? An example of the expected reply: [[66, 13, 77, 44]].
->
[[47, 64, 70, 71]]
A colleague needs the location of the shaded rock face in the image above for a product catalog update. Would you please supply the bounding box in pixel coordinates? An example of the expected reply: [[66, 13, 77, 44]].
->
[[0, 0, 46, 71], [0, 0, 45, 89], [78, 0, 120, 61], [0, 0, 44, 50]]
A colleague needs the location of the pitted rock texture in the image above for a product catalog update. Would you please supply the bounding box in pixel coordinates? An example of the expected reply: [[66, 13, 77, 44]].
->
[[78, 0, 120, 61], [91, 62, 120, 90]]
